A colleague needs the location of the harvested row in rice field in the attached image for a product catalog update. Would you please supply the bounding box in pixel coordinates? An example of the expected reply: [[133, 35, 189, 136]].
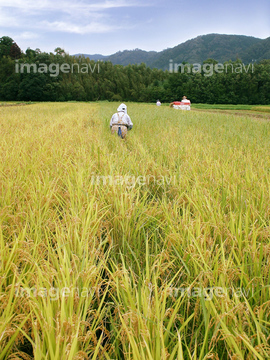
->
[[0, 102, 270, 359]]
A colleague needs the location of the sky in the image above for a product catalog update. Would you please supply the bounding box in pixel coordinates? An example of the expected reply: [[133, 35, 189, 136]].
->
[[0, 0, 269, 55]]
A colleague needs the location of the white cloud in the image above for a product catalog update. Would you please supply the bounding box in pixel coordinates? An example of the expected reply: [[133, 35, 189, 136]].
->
[[0, 10, 18, 27], [41, 20, 119, 34], [0, 0, 144, 34], [0, 0, 144, 13], [15, 32, 40, 40]]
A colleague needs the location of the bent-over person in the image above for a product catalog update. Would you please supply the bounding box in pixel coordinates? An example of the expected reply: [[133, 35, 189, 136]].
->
[[110, 103, 133, 139]]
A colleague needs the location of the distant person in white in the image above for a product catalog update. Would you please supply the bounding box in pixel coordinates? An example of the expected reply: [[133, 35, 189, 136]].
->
[[110, 103, 133, 139], [156, 100, 161, 106], [181, 96, 191, 110]]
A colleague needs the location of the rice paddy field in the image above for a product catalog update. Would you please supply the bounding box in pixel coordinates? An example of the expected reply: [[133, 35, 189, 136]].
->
[[0, 102, 270, 359]]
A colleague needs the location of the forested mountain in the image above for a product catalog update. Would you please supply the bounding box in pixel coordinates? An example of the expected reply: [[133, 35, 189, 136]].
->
[[151, 34, 261, 69], [76, 34, 269, 69], [105, 49, 158, 67], [74, 49, 157, 67], [75, 53, 107, 61], [241, 37, 270, 63]]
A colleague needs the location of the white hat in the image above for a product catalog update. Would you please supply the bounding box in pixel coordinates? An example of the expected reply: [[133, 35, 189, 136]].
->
[[117, 103, 127, 114]]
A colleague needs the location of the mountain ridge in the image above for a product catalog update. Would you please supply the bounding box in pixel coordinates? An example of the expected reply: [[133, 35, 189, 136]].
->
[[74, 33, 270, 69]]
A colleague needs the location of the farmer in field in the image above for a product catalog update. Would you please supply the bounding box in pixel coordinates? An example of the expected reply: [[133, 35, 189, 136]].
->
[[181, 96, 191, 110], [110, 103, 133, 139]]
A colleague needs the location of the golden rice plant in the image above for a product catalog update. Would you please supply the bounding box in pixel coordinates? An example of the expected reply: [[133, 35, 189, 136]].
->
[[0, 101, 269, 359]]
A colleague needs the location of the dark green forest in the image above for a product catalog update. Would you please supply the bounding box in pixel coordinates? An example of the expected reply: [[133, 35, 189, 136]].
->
[[1, 36, 270, 104]]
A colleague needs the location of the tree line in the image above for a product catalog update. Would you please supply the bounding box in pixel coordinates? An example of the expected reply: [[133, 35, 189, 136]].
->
[[0, 36, 270, 104]]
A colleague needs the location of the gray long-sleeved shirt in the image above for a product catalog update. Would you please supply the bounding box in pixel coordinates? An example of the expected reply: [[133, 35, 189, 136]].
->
[[110, 111, 133, 130]]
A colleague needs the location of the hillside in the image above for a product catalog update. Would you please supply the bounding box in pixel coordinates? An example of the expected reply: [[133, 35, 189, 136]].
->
[[107, 49, 158, 67], [151, 34, 261, 69], [74, 49, 157, 66], [74, 53, 107, 61], [75, 33, 269, 69], [241, 36, 270, 63]]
